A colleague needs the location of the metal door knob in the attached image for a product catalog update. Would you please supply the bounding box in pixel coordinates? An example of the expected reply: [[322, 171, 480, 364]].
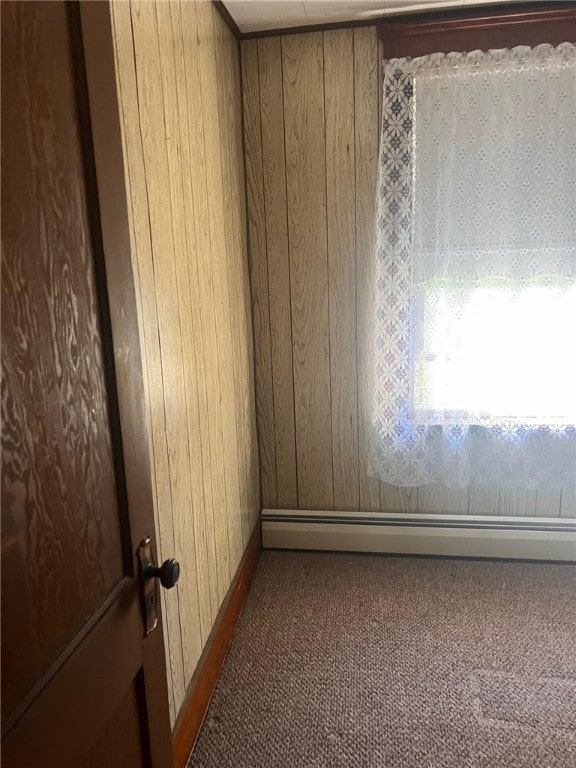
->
[[144, 558, 180, 589]]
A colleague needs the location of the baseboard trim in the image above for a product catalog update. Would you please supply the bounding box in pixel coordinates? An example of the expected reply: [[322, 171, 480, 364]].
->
[[262, 510, 576, 562], [172, 523, 261, 768]]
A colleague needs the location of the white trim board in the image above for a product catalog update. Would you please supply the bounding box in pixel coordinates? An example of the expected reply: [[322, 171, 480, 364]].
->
[[261, 510, 576, 561]]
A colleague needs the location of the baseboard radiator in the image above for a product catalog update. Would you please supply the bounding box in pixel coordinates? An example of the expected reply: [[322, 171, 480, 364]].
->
[[262, 510, 576, 561]]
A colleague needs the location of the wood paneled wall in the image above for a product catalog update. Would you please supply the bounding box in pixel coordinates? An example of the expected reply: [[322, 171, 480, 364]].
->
[[241, 27, 575, 520], [111, 1, 260, 725]]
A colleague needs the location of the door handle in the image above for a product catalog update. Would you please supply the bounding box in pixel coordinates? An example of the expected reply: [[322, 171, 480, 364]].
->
[[145, 558, 180, 589], [137, 538, 180, 635]]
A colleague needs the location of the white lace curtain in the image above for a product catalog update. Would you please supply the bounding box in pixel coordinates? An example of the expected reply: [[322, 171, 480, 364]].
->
[[369, 44, 576, 490]]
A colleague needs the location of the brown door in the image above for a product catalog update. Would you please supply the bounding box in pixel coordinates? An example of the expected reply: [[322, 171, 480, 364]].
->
[[1, 2, 173, 766]]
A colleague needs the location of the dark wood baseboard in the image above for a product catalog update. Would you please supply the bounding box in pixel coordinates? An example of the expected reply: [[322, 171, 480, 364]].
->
[[172, 523, 262, 768]]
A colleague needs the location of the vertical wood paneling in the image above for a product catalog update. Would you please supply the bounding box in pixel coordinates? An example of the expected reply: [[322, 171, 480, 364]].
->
[[535, 489, 561, 518], [468, 487, 500, 516], [560, 487, 576, 519], [243, 24, 566, 524], [499, 489, 537, 517], [196, 0, 238, 598], [124, 0, 189, 717], [179, 0, 223, 625], [324, 29, 360, 511], [214, 9, 251, 550], [282, 33, 333, 510], [169, 0, 218, 637], [154, 0, 207, 683], [110, 1, 177, 722], [112, 0, 260, 726], [468, 488, 538, 517], [258, 36, 298, 509], [417, 485, 470, 515], [202, 1, 247, 592], [242, 39, 278, 509], [219, 4, 261, 560], [230, 35, 261, 543], [353, 27, 381, 512], [380, 485, 419, 513]]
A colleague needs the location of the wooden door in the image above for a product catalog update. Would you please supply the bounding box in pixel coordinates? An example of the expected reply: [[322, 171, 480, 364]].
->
[[1, 2, 173, 766]]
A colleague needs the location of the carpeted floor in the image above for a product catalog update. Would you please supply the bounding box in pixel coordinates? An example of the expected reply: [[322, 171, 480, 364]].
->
[[188, 551, 576, 768]]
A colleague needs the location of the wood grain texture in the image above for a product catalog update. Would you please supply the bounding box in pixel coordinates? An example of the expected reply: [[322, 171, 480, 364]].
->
[[500, 489, 537, 518], [258, 36, 298, 510], [156, 0, 207, 687], [324, 29, 360, 511], [560, 487, 576, 519], [122, 0, 189, 717], [166, 0, 215, 647], [197, 0, 240, 601], [242, 24, 568, 522], [282, 32, 333, 510], [1, 0, 123, 718], [535, 489, 561, 518], [229, 36, 262, 541], [241, 38, 278, 509], [109, 0, 176, 720], [214, 9, 249, 554], [111, 0, 260, 726], [377, 4, 576, 59], [353, 27, 382, 513], [82, 680, 146, 768], [467, 486, 500, 516], [227, 17, 261, 546], [379, 484, 419, 514], [417, 485, 470, 515], [179, 0, 226, 626], [3, 3, 173, 763]]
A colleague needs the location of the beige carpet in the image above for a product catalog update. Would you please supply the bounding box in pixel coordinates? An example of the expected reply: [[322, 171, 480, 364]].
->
[[188, 551, 576, 767]]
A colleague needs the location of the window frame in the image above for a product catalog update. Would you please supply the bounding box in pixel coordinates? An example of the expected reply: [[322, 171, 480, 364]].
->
[[377, 3, 576, 59]]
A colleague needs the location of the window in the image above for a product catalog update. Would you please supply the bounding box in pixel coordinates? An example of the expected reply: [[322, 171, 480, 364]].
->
[[411, 52, 576, 425], [369, 43, 576, 490]]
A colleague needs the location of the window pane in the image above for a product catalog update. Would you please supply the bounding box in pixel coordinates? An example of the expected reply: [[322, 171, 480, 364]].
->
[[414, 284, 576, 423]]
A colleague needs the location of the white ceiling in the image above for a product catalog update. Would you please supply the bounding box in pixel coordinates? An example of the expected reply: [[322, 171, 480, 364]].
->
[[223, 0, 517, 34]]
